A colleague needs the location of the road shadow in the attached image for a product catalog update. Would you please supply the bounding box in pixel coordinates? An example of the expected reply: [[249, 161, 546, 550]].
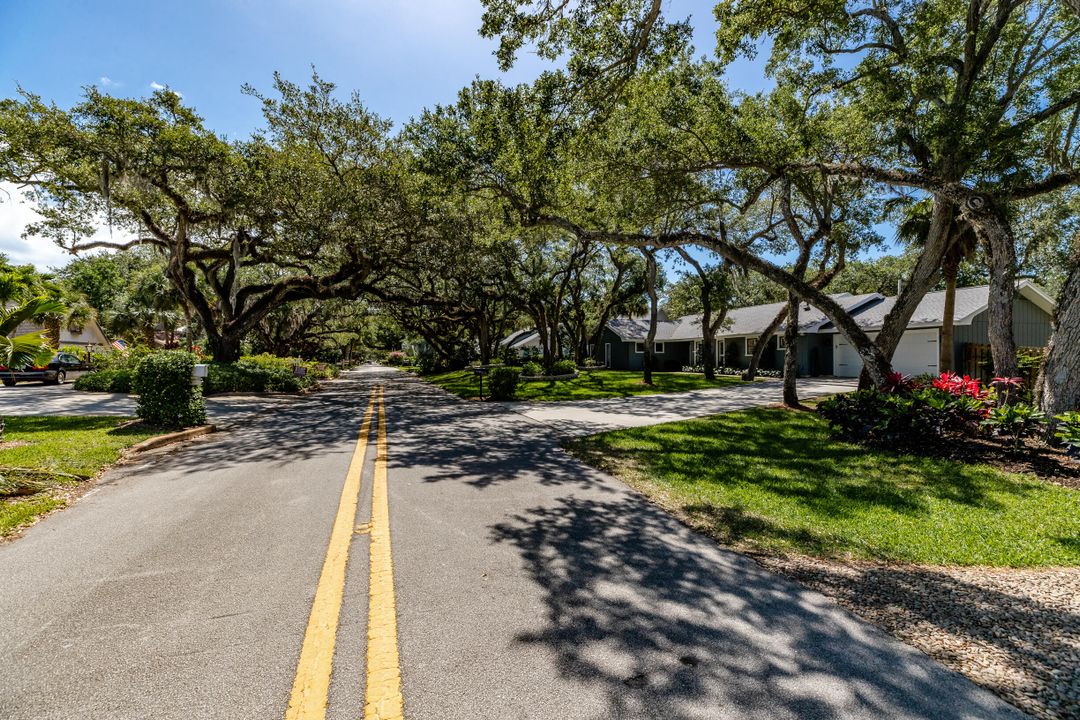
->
[[488, 493, 1022, 719], [382, 375, 616, 492], [135, 373, 386, 474]]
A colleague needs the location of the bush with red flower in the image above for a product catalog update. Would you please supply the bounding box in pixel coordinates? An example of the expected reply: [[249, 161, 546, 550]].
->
[[818, 371, 1050, 452]]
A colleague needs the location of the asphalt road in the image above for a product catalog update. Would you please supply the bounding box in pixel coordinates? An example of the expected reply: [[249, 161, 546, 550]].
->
[[0, 368, 1023, 719]]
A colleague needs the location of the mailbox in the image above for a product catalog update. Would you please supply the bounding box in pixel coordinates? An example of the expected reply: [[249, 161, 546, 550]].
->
[[192, 363, 208, 387]]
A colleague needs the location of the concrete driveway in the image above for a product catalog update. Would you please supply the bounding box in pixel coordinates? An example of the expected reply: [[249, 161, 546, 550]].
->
[[506, 377, 858, 437], [0, 381, 306, 426]]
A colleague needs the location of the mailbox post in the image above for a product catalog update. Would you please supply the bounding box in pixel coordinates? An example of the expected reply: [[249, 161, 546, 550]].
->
[[471, 366, 490, 400]]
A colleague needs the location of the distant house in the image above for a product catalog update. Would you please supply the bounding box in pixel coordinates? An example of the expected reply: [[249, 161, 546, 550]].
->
[[599, 282, 1056, 378], [498, 329, 544, 358], [11, 317, 111, 354], [600, 293, 881, 374]]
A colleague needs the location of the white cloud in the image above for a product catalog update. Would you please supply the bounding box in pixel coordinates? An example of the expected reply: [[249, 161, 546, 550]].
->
[[99, 76, 116, 87], [0, 182, 134, 271], [149, 81, 182, 98]]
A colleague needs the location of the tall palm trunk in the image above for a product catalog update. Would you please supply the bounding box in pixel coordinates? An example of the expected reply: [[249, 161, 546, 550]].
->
[[940, 256, 958, 373], [44, 317, 60, 349]]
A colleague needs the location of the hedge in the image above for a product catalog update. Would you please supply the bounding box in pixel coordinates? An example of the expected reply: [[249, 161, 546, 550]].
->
[[132, 351, 207, 428], [72, 369, 133, 394]]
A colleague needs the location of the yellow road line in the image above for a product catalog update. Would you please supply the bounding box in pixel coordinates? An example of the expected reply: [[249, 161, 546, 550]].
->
[[364, 386, 404, 720], [285, 389, 376, 720]]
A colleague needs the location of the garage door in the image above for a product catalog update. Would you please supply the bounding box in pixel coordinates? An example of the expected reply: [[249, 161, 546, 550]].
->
[[832, 334, 867, 377], [833, 330, 939, 378], [893, 329, 939, 377]]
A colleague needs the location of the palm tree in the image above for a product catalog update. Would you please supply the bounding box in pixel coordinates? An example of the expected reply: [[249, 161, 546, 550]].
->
[[1, 297, 64, 368]]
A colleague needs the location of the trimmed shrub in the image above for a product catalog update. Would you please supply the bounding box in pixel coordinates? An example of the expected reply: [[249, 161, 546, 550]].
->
[[551, 359, 577, 376], [385, 351, 407, 366], [133, 351, 207, 428], [73, 369, 132, 393], [488, 366, 520, 400], [521, 361, 543, 377]]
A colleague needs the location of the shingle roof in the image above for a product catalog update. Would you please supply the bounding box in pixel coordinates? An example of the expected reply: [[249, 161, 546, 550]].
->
[[825, 285, 991, 331], [607, 292, 882, 342], [498, 329, 540, 349]]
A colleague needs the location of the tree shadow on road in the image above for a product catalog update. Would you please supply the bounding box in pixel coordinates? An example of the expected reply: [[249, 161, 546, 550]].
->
[[489, 493, 1021, 720]]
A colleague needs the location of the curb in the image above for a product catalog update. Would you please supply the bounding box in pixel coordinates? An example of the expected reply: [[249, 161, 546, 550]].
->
[[128, 425, 216, 453]]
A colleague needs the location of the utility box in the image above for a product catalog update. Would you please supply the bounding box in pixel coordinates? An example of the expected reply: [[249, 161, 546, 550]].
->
[[192, 364, 209, 386]]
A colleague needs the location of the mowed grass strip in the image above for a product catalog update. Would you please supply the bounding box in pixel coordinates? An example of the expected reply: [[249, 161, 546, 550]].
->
[[1, 416, 164, 537], [565, 407, 1080, 567], [424, 368, 750, 401]]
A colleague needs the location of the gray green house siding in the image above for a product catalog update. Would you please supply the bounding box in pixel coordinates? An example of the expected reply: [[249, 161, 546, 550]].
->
[[599, 329, 693, 371], [952, 296, 1053, 358]]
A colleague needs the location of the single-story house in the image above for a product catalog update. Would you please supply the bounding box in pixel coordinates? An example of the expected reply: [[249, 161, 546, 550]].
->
[[498, 328, 544, 358], [821, 280, 1055, 378], [599, 281, 1056, 378], [600, 292, 882, 374], [11, 317, 111, 353]]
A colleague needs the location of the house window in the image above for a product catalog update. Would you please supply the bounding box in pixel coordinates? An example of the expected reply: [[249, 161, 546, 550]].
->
[[745, 337, 757, 356], [776, 336, 786, 350], [634, 342, 665, 354]]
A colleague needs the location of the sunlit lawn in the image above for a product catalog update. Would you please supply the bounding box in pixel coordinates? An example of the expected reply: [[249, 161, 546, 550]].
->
[[423, 368, 750, 401], [565, 407, 1080, 567], [1, 417, 163, 537]]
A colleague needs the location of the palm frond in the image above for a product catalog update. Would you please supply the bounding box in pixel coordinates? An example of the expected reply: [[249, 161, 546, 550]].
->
[[0, 331, 52, 368], [0, 297, 66, 336]]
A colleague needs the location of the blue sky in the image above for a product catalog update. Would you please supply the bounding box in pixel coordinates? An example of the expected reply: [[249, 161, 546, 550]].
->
[[0, 0, 852, 274]]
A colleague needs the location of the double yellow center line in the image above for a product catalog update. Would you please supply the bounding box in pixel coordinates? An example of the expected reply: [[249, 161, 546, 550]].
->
[[285, 386, 404, 720]]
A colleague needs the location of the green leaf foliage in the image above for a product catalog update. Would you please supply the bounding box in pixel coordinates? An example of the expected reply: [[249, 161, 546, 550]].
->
[[132, 351, 207, 428]]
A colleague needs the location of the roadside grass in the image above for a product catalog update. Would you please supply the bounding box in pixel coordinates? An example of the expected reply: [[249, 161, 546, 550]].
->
[[424, 368, 750, 401], [1, 417, 164, 537], [565, 407, 1080, 567]]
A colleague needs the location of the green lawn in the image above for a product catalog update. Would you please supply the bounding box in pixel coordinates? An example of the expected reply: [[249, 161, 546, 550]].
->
[[565, 408, 1080, 567], [423, 368, 751, 401], [1, 417, 163, 537]]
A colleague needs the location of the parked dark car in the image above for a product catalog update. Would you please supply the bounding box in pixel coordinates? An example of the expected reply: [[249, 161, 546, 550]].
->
[[0, 352, 94, 386]]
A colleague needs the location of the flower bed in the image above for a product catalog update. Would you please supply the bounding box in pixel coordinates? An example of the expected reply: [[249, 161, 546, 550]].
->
[[818, 372, 1080, 481], [680, 365, 782, 378]]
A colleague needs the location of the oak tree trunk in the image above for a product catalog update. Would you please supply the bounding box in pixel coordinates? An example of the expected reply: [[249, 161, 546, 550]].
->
[[866, 197, 954, 387], [978, 206, 1020, 380], [783, 294, 800, 407], [207, 332, 243, 363], [643, 250, 658, 385], [1038, 248, 1080, 416], [701, 302, 715, 380]]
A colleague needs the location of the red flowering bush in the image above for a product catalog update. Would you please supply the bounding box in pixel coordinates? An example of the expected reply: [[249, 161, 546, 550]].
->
[[931, 372, 987, 399]]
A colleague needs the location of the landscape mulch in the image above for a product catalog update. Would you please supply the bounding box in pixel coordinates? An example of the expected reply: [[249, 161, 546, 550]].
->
[[754, 553, 1080, 720]]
